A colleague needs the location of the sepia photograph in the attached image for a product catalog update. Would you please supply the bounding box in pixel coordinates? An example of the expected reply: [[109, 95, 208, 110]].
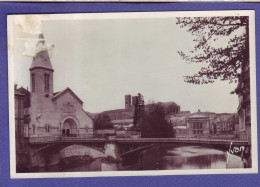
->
[[7, 11, 257, 178]]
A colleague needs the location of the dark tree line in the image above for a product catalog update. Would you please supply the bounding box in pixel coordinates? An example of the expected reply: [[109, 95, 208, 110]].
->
[[140, 103, 173, 138], [93, 114, 113, 130], [133, 93, 145, 130], [133, 94, 173, 138]]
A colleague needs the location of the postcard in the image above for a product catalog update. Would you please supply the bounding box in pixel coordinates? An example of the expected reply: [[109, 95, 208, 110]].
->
[[7, 10, 257, 178]]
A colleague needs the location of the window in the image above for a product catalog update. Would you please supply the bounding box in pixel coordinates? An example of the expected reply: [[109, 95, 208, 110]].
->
[[32, 125, 36, 135], [44, 73, 50, 92], [45, 124, 50, 133], [199, 123, 202, 129], [31, 73, 35, 92]]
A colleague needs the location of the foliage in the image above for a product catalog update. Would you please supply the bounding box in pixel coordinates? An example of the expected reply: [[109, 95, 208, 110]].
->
[[93, 114, 112, 130], [133, 93, 145, 130], [176, 16, 249, 84], [158, 102, 180, 115], [140, 103, 173, 138]]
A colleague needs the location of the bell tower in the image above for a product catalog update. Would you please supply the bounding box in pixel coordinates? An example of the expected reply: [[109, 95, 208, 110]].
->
[[29, 34, 54, 96], [29, 34, 54, 137]]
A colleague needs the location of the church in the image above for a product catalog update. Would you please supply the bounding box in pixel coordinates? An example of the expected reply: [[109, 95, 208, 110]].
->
[[16, 34, 93, 138]]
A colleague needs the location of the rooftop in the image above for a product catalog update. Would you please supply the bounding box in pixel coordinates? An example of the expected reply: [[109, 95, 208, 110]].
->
[[29, 34, 54, 72]]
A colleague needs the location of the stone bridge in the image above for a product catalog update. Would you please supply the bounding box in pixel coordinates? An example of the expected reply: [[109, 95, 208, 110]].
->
[[25, 136, 250, 169]]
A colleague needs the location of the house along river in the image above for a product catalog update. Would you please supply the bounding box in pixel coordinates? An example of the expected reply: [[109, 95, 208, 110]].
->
[[38, 145, 244, 172]]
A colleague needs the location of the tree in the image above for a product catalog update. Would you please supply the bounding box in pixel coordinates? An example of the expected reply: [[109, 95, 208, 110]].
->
[[133, 93, 145, 130], [140, 103, 173, 138], [176, 16, 249, 85], [93, 114, 112, 130]]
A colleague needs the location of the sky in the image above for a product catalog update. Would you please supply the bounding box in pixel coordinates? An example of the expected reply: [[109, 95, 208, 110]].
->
[[11, 13, 239, 113]]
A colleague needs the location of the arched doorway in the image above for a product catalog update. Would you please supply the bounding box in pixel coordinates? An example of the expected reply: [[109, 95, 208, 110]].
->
[[62, 118, 77, 137]]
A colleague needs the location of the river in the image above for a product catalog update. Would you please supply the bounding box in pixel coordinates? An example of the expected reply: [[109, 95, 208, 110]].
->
[[38, 145, 244, 172]]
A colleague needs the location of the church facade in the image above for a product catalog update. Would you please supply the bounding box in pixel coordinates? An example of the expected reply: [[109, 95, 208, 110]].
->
[[21, 34, 93, 138]]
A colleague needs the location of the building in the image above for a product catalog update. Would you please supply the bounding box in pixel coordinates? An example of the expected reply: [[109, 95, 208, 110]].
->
[[168, 110, 237, 137], [212, 114, 238, 134], [102, 108, 134, 121], [100, 94, 139, 125], [132, 96, 138, 106], [124, 94, 139, 109], [125, 95, 132, 109], [110, 119, 134, 130], [100, 95, 180, 130], [235, 61, 251, 140], [15, 87, 26, 154], [186, 113, 210, 136], [166, 110, 190, 137], [17, 34, 93, 138]]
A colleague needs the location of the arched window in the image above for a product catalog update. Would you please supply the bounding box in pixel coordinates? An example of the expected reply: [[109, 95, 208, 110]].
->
[[31, 73, 35, 92], [44, 73, 50, 92]]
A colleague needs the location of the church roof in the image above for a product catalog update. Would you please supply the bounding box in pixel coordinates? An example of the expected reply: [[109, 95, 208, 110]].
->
[[17, 87, 30, 95], [53, 91, 60, 97], [15, 90, 25, 96], [29, 34, 54, 72], [52, 87, 83, 105]]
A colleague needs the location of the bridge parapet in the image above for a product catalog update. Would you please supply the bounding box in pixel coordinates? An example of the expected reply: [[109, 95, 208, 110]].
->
[[27, 136, 250, 146], [29, 136, 105, 144], [29, 136, 60, 143], [115, 137, 249, 146]]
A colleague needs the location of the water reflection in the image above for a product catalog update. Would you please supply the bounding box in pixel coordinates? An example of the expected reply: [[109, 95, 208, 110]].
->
[[121, 145, 243, 170], [40, 145, 243, 172]]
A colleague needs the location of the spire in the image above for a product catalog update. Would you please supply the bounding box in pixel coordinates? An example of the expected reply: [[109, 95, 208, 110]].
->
[[29, 34, 54, 72]]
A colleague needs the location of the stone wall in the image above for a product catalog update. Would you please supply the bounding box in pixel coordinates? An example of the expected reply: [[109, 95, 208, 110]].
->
[[60, 145, 104, 158]]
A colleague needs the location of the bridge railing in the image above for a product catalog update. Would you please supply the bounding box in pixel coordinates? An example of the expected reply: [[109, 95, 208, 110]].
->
[[59, 136, 105, 141], [29, 135, 106, 143], [116, 135, 250, 144], [29, 136, 60, 143], [28, 133, 250, 144]]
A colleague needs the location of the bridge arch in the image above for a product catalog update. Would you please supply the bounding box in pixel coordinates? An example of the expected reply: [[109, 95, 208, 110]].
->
[[32, 143, 105, 156], [30, 143, 105, 169]]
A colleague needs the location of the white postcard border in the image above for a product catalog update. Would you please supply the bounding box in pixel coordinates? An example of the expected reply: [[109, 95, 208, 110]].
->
[[8, 10, 258, 178]]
